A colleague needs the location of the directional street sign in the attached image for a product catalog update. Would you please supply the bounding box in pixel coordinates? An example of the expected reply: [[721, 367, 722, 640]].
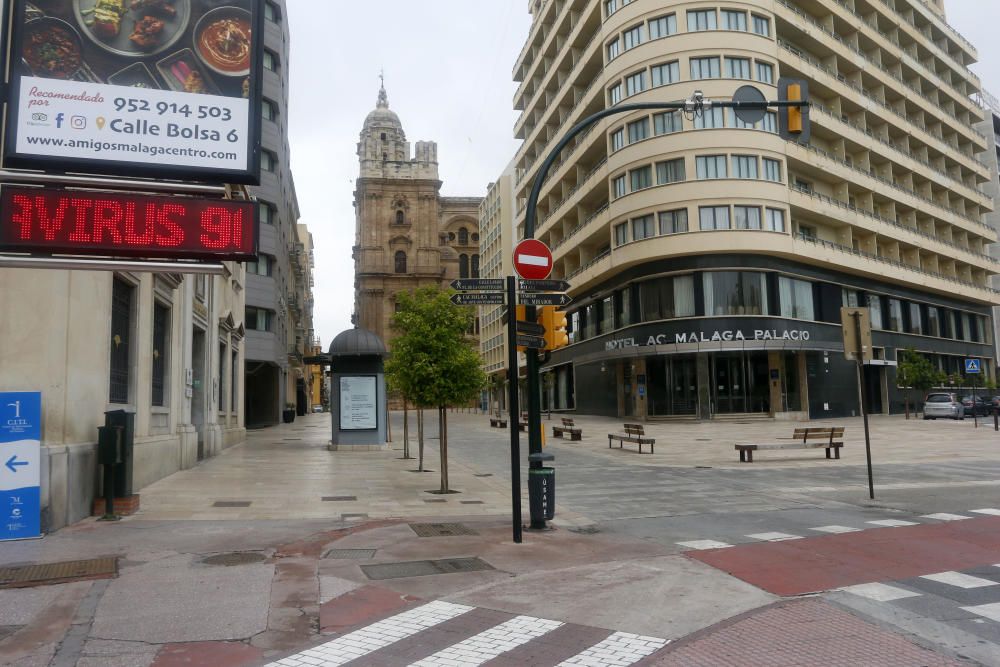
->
[[519, 279, 570, 292], [451, 292, 505, 306], [516, 321, 546, 337], [516, 334, 546, 349], [965, 358, 981, 374], [519, 292, 573, 307], [451, 278, 504, 291], [513, 239, 554, 280]]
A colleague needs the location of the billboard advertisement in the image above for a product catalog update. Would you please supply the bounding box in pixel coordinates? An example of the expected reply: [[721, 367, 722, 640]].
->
[[3, 0, 264, 184], [0, 185, 258, 260]]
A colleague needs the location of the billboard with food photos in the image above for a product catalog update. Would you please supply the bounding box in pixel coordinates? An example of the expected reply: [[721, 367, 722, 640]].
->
[[2, 0, 264, 184]]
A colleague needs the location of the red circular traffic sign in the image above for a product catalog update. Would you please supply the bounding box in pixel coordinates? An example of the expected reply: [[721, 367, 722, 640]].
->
[[513, 239, 553, 280]]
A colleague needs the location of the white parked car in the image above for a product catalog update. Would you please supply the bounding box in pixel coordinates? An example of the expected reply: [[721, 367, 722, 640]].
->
[[923, 392, 964, 420]]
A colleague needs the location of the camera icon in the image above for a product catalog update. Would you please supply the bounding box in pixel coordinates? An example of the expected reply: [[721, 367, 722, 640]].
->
[[70, 116, 87, 130]]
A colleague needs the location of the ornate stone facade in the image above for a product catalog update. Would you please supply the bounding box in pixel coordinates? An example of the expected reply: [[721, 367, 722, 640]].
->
[[353, 85, 483, 345]]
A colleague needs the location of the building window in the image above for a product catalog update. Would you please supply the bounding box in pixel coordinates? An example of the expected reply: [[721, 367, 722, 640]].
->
[[617, 286, 634, 327], [394, 251, 407, 274], [868, 294, 884, 329], [752, 14, 771, 36], [632, 214, 656, 240], [218, 341, 227, 411], [630, 165, 653, 191], [761, 111, 777, 133], [246, 307, 274, 332], [459, 254, 470, 279], [704, 271, 768, 316], [614, 221, 629, 246], [625, 70, 646, 96], [687, 9, 717, 31], [649, 14, 677, 39], [627, 118, 649, 143], [651, 61, 680, 87], [262, 98, 277, 121], [798, 223, 817, 239], [756, 61, 774, 84], [640, 275, 695, 320], [908, 302, 923, 335], [261, 150, 276, 172], [608, 82, 622, 105], [765, 208, 786, 232], [623, 24, 644, 50], [732, 155, 758, 179], [231, 349, 238, 413], [726, 108, 755, 129], [693, 107, 724, 129], [247, 254, 274, 276], [613, 174, 627, 198], [259, 201, 274, 224], [659, 208, 688, 234], [110, 278, 133, 404], [927, 306, 942, 337], [779, 277, 814, 320], [763, 158, 782, 182], [654, 110, 682, 134], [264, 1, 279, 22], [610, 127, 625, 151], [724, 56, 751, 79], [734, 205, 762, 229], [263, 49, 278, 72], [887, 298, 904, 332], [607, 38, 620, 61], [690, 56, 721, 79], [472, 254, 480, 278], [699, 205, 731, 230], [395, 210, 405, 224], [458, 228, 469, 245], [656, 158, 685, 184], [696, 155, 728, 179], [721, 9, 747, 30]]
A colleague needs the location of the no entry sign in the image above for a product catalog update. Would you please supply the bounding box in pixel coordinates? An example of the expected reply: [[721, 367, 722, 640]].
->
[[513, 239, 553, 280]]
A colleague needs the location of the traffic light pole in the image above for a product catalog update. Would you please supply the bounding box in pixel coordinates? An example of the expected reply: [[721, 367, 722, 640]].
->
[[506, 276, 523, 544], [521, 90, 809, 530]]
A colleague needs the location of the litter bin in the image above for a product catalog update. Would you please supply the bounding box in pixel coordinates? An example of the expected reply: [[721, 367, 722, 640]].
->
[[104, 410, 135, 497], [528, 467, 555, 521]]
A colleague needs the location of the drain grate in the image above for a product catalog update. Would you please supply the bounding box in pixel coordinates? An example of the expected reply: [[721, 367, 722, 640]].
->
[[361, 557, 494, 580], [0, 557, 118, 589], [423, 498, 447, 504], [322, 496, 357, 502], [460, 501, 485, 505], [409, 522, 478, 537], [212, 501, 251, 508], [323, 548, 376, 560], [474, 473, 493, 478], [201, 552, 267, 567]]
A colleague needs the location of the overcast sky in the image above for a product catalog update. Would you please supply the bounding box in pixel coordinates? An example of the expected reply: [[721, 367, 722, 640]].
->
[[286, 1, 1000, 347]]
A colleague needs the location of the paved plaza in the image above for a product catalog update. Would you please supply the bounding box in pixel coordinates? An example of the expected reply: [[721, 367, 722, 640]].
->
[[3, 411, 1000, 665]]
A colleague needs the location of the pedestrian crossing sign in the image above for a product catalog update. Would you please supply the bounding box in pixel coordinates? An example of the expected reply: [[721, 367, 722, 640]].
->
[[965, 358, 981, 374]]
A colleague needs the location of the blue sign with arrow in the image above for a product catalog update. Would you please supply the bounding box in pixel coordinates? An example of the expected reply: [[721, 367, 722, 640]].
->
[[1, 392, 42, 541], [965, 359, 982, 374]]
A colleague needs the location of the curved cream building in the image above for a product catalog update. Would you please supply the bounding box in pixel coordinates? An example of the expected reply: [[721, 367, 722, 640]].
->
[[511, 0, 997, 419]]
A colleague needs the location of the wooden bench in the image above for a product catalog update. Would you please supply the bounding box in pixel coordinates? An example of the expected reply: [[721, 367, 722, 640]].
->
[[735, 427, 845, 463], [608, 423, 655, 454], [519, 413, 529, 432], [489, 416, 507, 429], [552, 418, 582, 441]]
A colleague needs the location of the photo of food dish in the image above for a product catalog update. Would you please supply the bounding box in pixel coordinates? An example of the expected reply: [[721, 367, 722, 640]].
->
[[194, 6, 251, 76], [107, 61, 158, 88], [73, 0, 191, 57], [156, 48, 219, 95], [22, 16, 83, 79]]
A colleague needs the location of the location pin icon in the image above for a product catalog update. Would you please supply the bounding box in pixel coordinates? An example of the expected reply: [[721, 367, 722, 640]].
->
[[96, 117, 106, 130]]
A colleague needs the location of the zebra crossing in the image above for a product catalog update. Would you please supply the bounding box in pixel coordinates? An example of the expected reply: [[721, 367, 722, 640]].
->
[[265, 600, 670, 667]]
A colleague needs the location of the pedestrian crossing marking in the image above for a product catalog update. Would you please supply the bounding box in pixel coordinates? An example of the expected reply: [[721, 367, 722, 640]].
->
[[746, 532, 802, 542], [810, 525, 861, 534], [677, 539, 732, 550], [921, 571, 999, 589], [921, 513, 971, 521], [961, 602, 1000, 623], [556, 631, 669, 666], [841, 582, 921, 602], [867, 519, 919, 527], [411, 615, 563, 666], [970, 509, 1000, 516]]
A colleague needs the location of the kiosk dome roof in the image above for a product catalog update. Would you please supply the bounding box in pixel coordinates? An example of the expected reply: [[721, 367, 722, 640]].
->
[[329, 328, 387, 357]]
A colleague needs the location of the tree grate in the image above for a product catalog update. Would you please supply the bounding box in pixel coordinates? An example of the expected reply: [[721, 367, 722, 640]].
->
[[322, 496, 357, 502], [212, 501, 251, 507], [0, 557, 118, 589], [323, 548, 377, 560], [409, 522, 478, 537], [201, 552, 267, 567], [361, 557, 494, 580]]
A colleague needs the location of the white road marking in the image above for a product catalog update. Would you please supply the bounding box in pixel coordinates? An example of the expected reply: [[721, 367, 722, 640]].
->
[[971, 508, 1000, 516], [841, 582, 921, 602], [921, 513, 971, 521], [746, 532, 802, 542], [921, 571, 999, 589], [411, 615, 563, 667], [809, 525, 861, 534], [557, 631, 670, 666], [676, 539, 732, 550], [867, 519, 919, 527], [961, 602, 1000, 623], [517, 253, 550, 267]]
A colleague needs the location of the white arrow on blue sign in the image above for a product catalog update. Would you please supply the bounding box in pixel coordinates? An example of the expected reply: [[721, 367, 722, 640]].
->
[[965, 358, 981, 374]]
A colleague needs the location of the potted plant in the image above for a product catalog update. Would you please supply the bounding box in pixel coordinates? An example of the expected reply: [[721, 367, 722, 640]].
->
[[282, 403, 296, 424]]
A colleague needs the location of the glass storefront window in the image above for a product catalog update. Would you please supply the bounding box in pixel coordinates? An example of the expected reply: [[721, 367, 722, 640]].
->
[[704, 272, 768, 316], [617, 287, 633, 328], [842, 289, 859, 308], [640, 275, 695, 320], [927, 306, 941, 337], [887, 299, 903, 331], [570, 311, 580, 343], [584, 303, 598, 339], [779, 276, 814, 320], [601, 298, 615, 334], [908, 302, 923, 335]]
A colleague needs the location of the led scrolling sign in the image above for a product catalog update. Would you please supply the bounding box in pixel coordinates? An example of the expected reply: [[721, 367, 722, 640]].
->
[[0, 187, 258, 261]]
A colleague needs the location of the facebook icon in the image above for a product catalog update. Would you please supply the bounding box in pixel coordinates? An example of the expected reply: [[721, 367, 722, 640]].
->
[[55, 113, 65, 128]]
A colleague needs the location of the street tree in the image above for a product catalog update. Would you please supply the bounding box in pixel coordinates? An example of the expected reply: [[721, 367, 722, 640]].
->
[[896, 348, 943, 418], [385, 287, 485, 493]]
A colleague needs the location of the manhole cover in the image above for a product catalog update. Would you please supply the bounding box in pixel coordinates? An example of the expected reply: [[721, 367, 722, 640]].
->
[[409, 523, 478, 537], [201, 552, 267, 567], [323, 548, 376, 560], [322, 496, 357, 502], [569, 526, 600, 535], [212, 501, 251, 508], [361, 557, 494, 580], [0, 557, 118, 589]]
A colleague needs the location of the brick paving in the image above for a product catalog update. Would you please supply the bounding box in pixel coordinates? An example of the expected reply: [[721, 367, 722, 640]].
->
[[648, 598, 970, 666]]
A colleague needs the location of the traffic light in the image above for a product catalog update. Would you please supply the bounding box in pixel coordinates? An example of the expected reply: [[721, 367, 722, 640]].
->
[[778, 78, 810, 144], [538, 306, 569, 351]]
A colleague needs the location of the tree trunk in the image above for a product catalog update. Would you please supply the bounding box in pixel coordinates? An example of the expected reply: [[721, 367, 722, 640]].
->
[[439, 406, 449, 493], [905, 390, 910, 420], [386, 400, 393, 442], [417, 408, 425, 472], [402, 399, 411, 459]]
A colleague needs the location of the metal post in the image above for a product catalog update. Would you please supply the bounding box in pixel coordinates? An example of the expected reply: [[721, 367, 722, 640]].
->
[[973, 380, 978, 428], [506, 276, 523, 544], [853, 312, 875, 500], [526, 322, 545, 530]]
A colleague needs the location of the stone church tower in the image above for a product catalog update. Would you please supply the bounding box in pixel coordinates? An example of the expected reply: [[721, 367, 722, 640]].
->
[[353, 84, 483, 345]]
